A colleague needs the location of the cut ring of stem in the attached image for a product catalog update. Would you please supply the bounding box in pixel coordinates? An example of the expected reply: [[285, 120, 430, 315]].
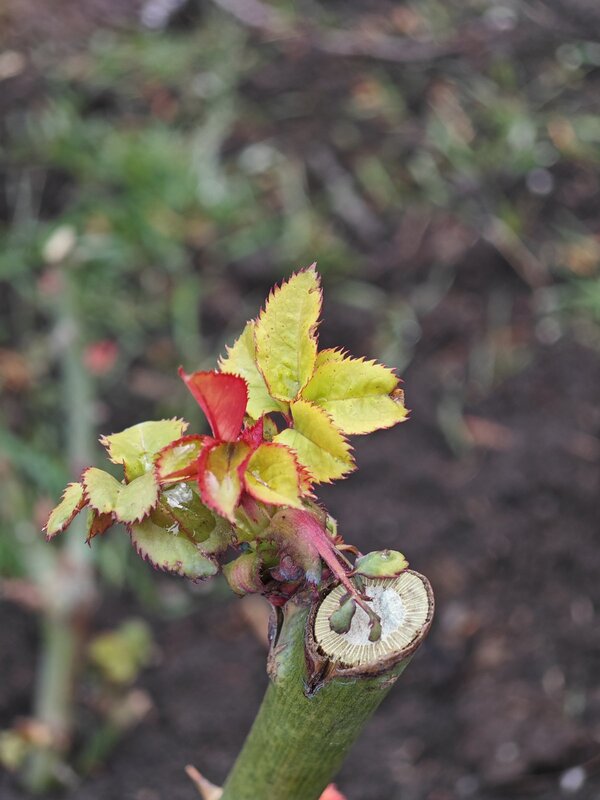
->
[[314, 573, 430, 667]]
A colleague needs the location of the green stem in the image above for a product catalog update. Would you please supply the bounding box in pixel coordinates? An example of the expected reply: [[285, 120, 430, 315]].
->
[[25, 613, 78, 791], [221, 571, 433, 800], [25, 263, 96, 791]]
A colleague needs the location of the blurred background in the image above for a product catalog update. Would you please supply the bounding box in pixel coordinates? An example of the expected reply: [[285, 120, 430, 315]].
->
[[1, 1, 599, 798]]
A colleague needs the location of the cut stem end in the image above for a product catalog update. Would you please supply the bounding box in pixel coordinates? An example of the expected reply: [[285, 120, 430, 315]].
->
[[314, 571, 432, 669]]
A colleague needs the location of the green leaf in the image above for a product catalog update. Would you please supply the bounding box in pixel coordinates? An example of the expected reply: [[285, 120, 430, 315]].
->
[[156, 435, 204, 481], [45, 482, 85, 539], [198, 441, 250, 522], [161, 482, 222, 543], [301, 356, 408, 435], [83, 468, 159, 524], [88, 620, 153, 685], [114, 471, 160, 525], [254, 265, 321, 401], [353, 549, 409, 578], [197, 521, 231, 556], [273, 400, 355, 483], [243, 443, 303, 507], [130, 517, 219, 581], [83, 468, 121, 514], [219, 321, 286, 419], [100, 419, 188, 480]]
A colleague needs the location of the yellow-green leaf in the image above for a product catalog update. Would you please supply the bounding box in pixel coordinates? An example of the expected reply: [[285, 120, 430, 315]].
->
[[243, 443, 303, 507], [88, 620, 153, 686], [199, 441, 250, 522], [45, 482, 85, 539], [314, 348, 346, 369], [273, 400, 355, 483], [100, 419, 188, 480], [114, 471, 159, 525], [130, 517, 218, 581], [84, 468, 158, 524], [83, 468, 121, 514], [254, 265, 321, 401], [219, 321, 286, 419], [301, 356, 408, 435]]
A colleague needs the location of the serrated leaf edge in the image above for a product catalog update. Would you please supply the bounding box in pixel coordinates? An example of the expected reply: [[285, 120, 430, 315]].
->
[[254, 264, 322, 401], [285, 400, 356, 484], [99, 418, 189, 465], [155, 434, 208, 482], [127, 522, 218, 582], [82, 468, 160, 524], [44, 481, 87, 540]]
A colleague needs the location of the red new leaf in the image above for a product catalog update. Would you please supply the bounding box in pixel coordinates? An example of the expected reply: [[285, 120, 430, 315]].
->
[[197, 440, 251, 522], [179, 369, 248, 442], [241, 416, 264, 449]]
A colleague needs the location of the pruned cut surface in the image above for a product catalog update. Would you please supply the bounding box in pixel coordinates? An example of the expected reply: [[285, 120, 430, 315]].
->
[[314, 574, 431, 667]]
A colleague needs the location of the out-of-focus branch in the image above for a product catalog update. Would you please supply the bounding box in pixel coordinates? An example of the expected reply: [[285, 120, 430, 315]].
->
[[305, 146, 386, 245], [208, 0, 595, 66]]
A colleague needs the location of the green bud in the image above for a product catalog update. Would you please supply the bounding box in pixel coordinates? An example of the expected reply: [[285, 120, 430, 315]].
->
[[354, 549, 408, 579], [329, 597, 356, 634]]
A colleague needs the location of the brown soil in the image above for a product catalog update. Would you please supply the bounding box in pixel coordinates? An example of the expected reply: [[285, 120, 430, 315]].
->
[[2, 257, 599, 800]]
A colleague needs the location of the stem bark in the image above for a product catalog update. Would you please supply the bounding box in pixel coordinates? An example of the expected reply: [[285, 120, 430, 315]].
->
[[221, 571, 433, 800]]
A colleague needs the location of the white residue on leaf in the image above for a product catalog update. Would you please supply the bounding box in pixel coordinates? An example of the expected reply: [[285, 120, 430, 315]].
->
[[164, 482, 193, 509]]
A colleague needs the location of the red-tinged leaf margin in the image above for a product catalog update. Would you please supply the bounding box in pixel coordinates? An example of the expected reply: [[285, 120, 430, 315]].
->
[[113, 470, 161, 525], [44, 481, 86, 540], [242, 441, 304, 508], [86, 510, 114, 544], [128, 518, 219, 582], [155, 434, 208, 482], [82, 467, 121, 515], [179, 369, 248, 442], [196, 440, 250, 523]]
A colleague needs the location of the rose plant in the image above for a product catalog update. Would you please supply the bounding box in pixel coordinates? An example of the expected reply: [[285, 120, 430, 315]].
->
[[46, 266, 433, 800]]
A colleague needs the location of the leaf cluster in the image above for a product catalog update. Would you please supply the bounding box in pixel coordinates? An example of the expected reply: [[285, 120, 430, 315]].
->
[[45, 267, 409, 607], [220, 265, 407, 483]]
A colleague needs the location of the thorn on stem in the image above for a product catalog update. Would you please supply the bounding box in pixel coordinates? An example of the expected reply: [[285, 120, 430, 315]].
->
[[185, 765, 223, 800]]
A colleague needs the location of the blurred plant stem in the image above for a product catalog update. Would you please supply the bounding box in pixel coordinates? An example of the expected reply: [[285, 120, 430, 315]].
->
[[24, 263, 96, 792]]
